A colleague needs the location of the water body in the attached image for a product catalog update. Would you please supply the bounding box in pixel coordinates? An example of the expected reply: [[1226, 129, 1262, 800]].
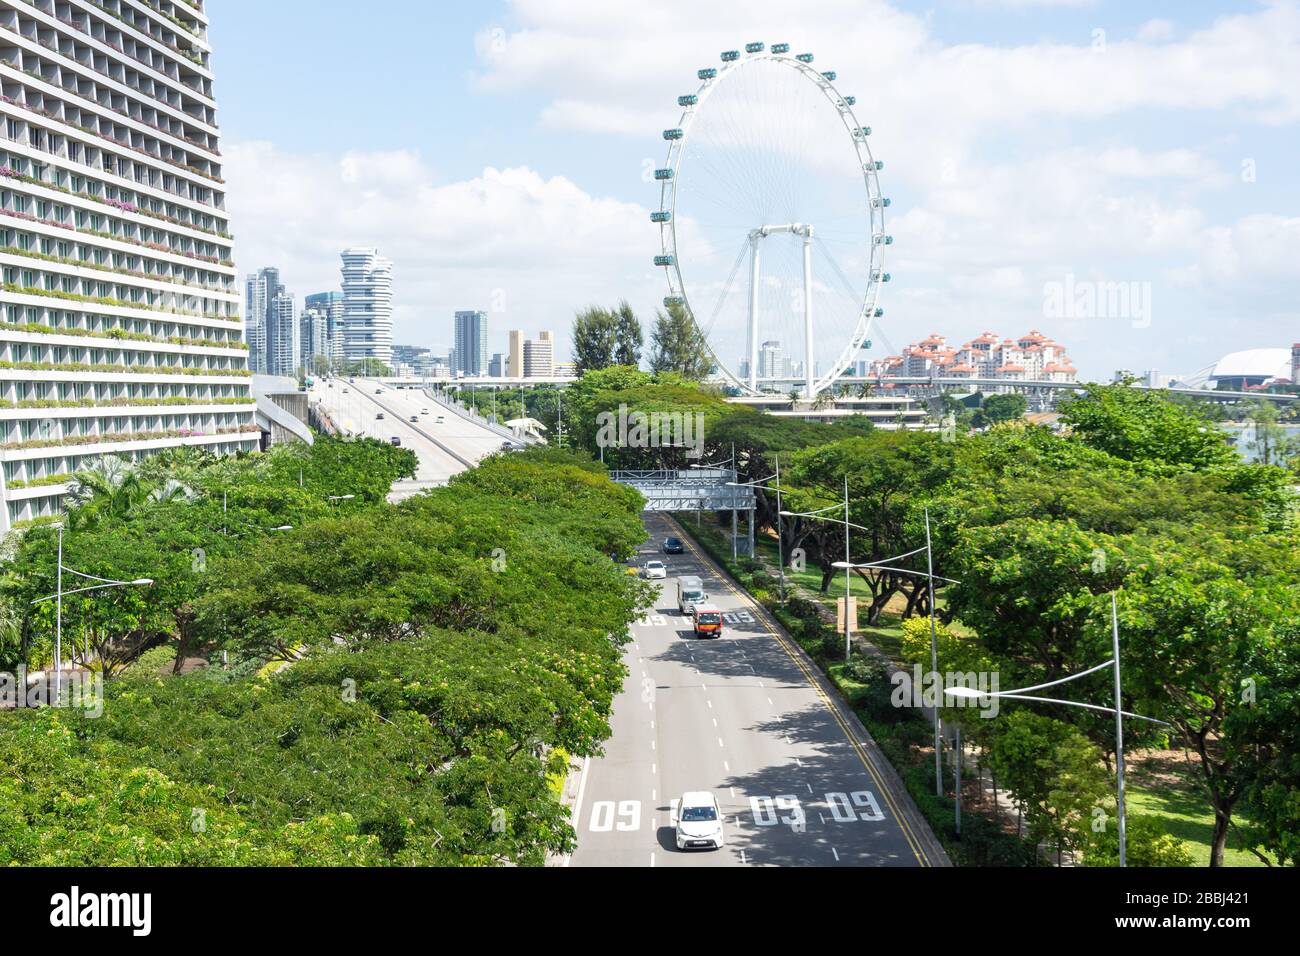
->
[[1220, 423, 1300, 463]]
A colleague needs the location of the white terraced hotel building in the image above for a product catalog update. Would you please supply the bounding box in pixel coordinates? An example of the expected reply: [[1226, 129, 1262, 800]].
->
[[0, 0, 257, 533]]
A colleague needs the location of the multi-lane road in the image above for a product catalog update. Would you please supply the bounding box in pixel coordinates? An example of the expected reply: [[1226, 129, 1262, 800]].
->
[[308, 377, 508, 497], [568, 512, 948, 867]]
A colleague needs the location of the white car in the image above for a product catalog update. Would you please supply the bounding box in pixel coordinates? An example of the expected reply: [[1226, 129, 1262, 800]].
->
[[642, 560, 667, 580], [675, 792, 724, 851]]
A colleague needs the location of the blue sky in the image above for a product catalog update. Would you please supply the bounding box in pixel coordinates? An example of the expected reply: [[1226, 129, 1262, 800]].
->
[[210, 1, 1300, 379]]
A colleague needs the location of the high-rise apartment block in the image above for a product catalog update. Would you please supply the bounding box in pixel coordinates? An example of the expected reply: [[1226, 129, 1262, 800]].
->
[[0, 0, 257, 531], [341, 248, 392, 366], [454, 309, 487, 377], [523, 330, 554, 378]]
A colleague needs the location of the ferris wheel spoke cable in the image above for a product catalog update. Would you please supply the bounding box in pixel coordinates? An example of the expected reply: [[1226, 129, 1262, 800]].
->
[[696, 237, 751, 341]]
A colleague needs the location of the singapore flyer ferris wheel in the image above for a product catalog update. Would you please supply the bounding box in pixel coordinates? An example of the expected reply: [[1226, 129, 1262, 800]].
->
[[654, 42, 891, 398]]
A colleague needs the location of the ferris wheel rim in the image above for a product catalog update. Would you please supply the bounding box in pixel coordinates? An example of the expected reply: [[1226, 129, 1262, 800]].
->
[[657, 46, 888, 397]]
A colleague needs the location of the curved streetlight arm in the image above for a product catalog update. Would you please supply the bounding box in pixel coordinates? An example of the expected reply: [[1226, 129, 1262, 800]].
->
[[62, 567, 133, 586], [944, 689, 1170, 727], [32, 579, 153, 605], [997, 659, 1117, 696], [782, 509, 872, 534], [834, 561, 962, 586]]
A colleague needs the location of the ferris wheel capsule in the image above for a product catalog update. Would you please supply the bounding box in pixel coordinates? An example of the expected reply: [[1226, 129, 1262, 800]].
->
[[872, 197, 891, 208], [663, 128, 684, 140], [678, 94, 698, 106], [698, 67, 718, 80], [651, 211, 672, 223], [821, 71, 837, 81], [796, 52, 814, 63], [654, 254, 675, 267], [664, 295, 685, 307], [654, 168, 674, 180], [721, 50, 740, 62], [844, 95, 856, 106], [771, 43, 790, 54], [745, 42, 765, 53]]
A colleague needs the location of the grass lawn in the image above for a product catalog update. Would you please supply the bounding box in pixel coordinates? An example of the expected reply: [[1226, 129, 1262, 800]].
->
[[1127, 752, 1266, 867]]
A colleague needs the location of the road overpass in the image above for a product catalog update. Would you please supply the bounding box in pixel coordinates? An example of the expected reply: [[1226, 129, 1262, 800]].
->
[[308, 377, 516, 500]]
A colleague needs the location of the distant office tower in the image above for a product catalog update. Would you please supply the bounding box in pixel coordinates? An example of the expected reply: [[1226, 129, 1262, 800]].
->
[[245, 267, 284, 375], [508, 329, 525, 378], [455, 310, 488, 377], [341, 249, 393, 365], [0, 2, 257, 532], [489, 353, 505, 377], [268, 291, 298, 376], [300, 305, 330, 371], [1293, 344, 1300, 386], [245, 274, 267, 374], [305, 292, 344, 367], [524, 331, 555, 378], [758, 341, 784, 380]]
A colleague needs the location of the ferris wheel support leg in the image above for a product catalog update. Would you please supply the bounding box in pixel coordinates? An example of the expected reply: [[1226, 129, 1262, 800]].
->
[[803, 227, 816, 399], [748, 236, 760, 391]]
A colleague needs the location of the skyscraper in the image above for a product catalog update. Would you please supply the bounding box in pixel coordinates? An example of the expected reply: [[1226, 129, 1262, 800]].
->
[[244, 266, 284, 375], [454, 310, 488, 377], [305, 291, 344, 368], [341, 248, 393, 366], [268, 290, 298, 376], [0, 1, 257, 532]]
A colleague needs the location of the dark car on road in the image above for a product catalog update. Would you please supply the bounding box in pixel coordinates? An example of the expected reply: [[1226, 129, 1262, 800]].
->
[[663, 537, 685, 554]]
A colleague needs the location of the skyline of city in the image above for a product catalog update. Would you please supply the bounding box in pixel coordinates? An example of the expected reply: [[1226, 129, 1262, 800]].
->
[[210, 0, 1300, 381]]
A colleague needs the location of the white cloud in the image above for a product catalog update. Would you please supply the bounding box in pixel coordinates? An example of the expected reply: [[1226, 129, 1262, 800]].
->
[[225, 143, 655, 355]]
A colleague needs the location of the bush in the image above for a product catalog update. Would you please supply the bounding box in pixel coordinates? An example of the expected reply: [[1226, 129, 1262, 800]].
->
[[1082, 814, 1194, 867]]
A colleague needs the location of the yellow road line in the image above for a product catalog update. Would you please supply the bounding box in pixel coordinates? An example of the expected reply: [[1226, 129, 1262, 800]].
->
[[666, 515, 934, 867]]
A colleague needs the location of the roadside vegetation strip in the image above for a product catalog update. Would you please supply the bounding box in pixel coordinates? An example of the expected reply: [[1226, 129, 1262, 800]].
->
[[665, 514, 949, 868], [0, 443, 651, 866]]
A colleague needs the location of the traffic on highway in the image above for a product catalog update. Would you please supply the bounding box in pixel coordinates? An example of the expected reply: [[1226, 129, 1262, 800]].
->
[[568, 512, 946, 867], [308, 377, 516, 497]]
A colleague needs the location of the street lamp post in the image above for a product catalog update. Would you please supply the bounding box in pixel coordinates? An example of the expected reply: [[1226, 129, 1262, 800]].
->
[[34, 523, 153, 700], [944, 593, 1168, 867], [832, 549, 957, 797], [782, 490, 877, 663], [726, 454, 788, 603]]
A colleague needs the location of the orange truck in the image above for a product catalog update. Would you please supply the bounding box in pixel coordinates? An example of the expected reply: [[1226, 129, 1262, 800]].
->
[[693, 607, 724, 639]]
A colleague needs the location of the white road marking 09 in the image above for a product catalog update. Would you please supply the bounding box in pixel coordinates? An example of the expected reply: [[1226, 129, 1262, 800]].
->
[[590, 800, 642, 832]]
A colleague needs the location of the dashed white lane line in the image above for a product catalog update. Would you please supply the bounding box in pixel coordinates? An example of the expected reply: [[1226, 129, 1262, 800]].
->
[[741, 849, 748, 864], [724, 761, 731, 773], [651, 852, 656, 867], [729, 786, 736, 798], [832, 848, 840, 862], [806, 783, 814, 793], [712, 717, 718, 727], [717, 737, 724, 748], [651, 740, 656, 751]]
